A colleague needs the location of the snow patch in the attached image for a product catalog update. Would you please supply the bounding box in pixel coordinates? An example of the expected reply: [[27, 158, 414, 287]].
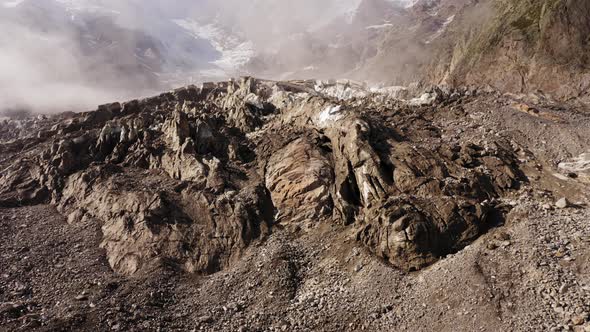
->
[[344, 0, 419, 25], [362, 180, 372, 203], [366, 23, 394, 30], [408, 92, 437, 106], [318, 105, 344, 126], [558, 152, 590, 174], [316, 80, 413, 101], [54, 0, 121, 15], [387, 0, 420, 8], [315, 80, 369, 100], [173, 19, 255, 72], [371, 85, 407, 95], [425, 15, 455, 44]]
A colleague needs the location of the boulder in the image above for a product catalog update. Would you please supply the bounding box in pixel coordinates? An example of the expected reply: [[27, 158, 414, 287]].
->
[[266, 138, 334, 225], [556, 197, 570, 209]]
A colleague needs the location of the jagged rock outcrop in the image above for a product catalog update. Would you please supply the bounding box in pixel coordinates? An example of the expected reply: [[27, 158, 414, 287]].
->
[[0, 77, 524, 274], [265, 138, 334, 225], [58, 166, 271, 275]]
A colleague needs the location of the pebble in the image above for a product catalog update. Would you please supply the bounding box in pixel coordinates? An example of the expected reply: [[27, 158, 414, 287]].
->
[[560, 284, 570, 294], [556, 198, 570, 209], [572, 315, 586, 326], [495, 232, 511, 241]]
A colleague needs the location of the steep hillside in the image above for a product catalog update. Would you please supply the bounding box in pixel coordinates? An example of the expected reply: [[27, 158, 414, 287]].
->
[[353, 0, 590, 99], [447, 0, 590, 98]]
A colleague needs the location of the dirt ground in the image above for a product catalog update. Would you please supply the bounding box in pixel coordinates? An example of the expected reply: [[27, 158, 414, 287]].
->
[[1, 85, 589, 332]]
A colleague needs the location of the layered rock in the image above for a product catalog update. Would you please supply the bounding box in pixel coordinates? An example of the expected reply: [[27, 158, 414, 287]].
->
[[58, 166, 271, 275], [265, 138, 334, 225], [0, 77, 523, 274]]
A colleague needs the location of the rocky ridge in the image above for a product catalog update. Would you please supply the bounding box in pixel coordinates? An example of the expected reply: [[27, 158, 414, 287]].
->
[[1, 77, 589, 331], [0, 77, 523, 275]]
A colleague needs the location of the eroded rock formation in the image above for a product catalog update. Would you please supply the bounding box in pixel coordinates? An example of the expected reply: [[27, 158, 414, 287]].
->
[[0, 77, 523, 274]]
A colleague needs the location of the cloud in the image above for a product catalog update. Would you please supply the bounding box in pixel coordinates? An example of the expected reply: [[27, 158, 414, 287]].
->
[[0, 0, 416, 114], [0, 0, 166, 114], [0, 19, 118, 113]]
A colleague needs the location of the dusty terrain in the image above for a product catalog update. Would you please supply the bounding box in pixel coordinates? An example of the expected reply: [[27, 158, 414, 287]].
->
[[1, 78, 589, 332]]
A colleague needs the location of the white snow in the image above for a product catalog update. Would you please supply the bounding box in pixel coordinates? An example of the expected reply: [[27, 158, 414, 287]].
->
[[399, 0, 420, 8], [366, 23, 394, 30], [173, 18, 255, 72], [54, 0, 121, 15], [408, 92, 437, 106], [315, 80, 414, 101], [362, 180, 372, 203], [370, 85, 406, 93], [383, 0, 420, 9], [425, 15, 455, 44], [315, 80, 369, 100], [370, 85, 409, 99], [318, 105, 344, 126], [342, 0, 418, 25], [558, 152, 590, 173]]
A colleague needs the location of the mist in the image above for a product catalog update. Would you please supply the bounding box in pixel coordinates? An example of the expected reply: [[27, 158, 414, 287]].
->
[[0, 20, 123, 114], [0, 0, 414, 115]]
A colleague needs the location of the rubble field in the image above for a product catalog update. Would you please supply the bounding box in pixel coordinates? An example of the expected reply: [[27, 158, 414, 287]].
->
[[1, 78, 589, 331]]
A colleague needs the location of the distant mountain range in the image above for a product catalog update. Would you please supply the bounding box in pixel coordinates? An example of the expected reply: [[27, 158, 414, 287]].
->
[[0, 0, 417, 89], [1, 0, 588, 113]]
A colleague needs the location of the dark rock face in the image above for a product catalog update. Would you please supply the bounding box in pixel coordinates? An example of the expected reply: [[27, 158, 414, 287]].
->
[[0, 77, 523, 274]]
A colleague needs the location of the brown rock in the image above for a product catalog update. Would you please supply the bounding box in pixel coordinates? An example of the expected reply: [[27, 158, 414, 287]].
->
[[266, 138, 334, 224], [0, 78, 524, 275]]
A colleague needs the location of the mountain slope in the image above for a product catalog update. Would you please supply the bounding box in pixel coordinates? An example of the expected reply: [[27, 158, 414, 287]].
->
[[3, 0, 589, 109], [0, 0, 256, 112], [446, 0, 590, 98], [351, 0, 590, 98]]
